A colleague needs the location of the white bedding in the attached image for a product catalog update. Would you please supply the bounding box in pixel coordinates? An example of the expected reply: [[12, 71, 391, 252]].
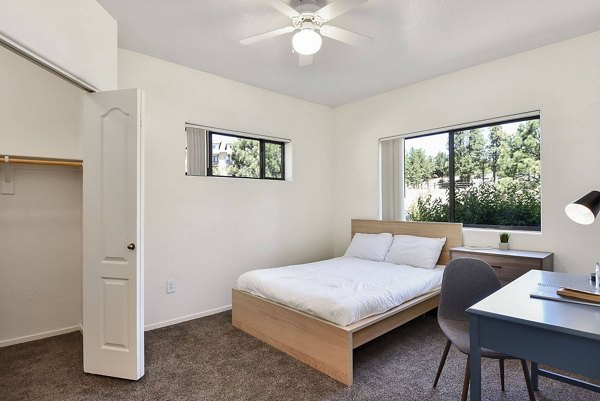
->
[[236, 256, 444, 326]]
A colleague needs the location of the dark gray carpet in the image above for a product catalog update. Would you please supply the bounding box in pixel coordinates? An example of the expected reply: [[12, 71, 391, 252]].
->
[[0, 311, 598, 401]]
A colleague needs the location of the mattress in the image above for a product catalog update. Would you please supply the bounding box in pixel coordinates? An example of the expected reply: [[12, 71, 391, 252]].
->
[[236, 256, 444, 326]]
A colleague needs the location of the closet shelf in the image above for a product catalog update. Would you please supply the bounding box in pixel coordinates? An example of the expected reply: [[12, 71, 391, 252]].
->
[[1, 155, 82, 167]]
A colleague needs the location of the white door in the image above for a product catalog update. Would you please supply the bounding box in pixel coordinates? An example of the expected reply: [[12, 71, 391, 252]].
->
[[82, 89, 144, 380]]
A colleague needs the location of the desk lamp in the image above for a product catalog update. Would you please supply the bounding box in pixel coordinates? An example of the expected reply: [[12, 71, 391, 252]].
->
[[565, 190, 600, 225], [565, 190, 600, 287]]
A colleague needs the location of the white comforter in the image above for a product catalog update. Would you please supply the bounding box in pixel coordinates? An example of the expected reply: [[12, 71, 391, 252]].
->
[[237, 256, 444, 326]]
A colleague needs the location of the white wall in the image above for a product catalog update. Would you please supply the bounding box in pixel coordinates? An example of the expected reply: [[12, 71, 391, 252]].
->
[[117, 50, 335, 329], [0, 0, 117, 91], [332, 32, 600, 274], [0, 45, 84, 160]]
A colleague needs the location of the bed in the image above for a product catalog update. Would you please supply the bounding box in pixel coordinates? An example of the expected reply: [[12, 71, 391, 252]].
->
[[232, 219, 463, 385]]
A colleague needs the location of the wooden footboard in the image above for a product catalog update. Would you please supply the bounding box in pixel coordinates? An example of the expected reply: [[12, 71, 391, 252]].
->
[[232, 289, 440, 385], [232, 289, 353, 384]]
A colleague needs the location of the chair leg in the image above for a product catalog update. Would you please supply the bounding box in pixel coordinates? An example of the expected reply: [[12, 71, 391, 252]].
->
[[499, 358, 505, 391], [520, 359, 536, 401], [461, 356, 470, 401], [433, 339, 451, 388]]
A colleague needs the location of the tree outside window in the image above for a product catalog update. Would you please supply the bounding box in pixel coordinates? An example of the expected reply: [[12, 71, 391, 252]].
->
[[404, 117, 541, 230], [208, 133, 285, 180]]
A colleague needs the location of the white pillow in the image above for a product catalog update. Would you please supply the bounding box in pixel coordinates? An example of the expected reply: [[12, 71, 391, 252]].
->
[[344, 233, 393, 262], [384, 235, 446, 269]]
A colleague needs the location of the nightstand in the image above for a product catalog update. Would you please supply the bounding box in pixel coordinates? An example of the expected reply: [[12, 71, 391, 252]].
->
[[450, 246, 554, 286]]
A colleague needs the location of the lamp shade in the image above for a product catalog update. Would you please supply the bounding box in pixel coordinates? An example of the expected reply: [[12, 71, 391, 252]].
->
[[565, 190, 600, 225], [292, 29, 322, 55]]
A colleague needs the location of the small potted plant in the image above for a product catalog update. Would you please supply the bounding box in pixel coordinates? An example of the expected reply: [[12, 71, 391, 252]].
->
[[499, 233, 510, 250]]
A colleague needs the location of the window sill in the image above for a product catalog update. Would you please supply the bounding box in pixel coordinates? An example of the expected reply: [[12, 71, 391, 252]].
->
[[462, 227, 542, 236]]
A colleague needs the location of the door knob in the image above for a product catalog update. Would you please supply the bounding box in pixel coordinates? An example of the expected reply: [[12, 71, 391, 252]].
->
[[127, 243, 136, 250]]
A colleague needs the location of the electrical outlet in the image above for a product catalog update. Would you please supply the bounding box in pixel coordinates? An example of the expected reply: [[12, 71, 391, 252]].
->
[[166, 279, 176, 294]]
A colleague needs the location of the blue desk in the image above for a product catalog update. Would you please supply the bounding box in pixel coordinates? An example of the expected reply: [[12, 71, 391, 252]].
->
[[467, 270, 600, 401]]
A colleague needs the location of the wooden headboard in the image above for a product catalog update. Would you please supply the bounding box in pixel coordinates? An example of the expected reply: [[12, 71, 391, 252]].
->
[[351, 219, 463, 265]]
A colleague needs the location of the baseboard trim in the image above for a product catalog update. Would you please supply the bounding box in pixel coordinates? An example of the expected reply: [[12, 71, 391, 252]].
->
[[144, 305, 232, 331], [0, 325, 81, 348], [0, 307, 232, 345]]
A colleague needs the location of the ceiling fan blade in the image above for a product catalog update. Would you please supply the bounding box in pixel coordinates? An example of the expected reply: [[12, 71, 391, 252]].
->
[[320, 25, 373, 47], [239, 26, 295, 45], [316, 0, 368, 21], [299, 54, 313, 66], [265, 0, 300, 18]]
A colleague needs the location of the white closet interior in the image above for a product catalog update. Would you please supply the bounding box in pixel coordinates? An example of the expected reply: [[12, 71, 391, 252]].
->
[[0, 44, 85, 346]]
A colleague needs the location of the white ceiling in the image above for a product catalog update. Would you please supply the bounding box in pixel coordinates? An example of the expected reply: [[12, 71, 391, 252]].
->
[[97, 0, 600, 107]]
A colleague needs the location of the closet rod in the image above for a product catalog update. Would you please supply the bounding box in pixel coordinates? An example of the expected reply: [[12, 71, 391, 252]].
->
[[1, 155, 83, 167]]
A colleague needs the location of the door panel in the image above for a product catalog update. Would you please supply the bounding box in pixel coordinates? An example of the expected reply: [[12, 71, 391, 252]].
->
[[101, 108, 130, 261], [83, 89, 143, 380], [102, 278, 129, 349]]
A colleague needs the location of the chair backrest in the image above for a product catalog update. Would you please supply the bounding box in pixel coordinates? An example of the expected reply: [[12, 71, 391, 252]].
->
[[438, 257, 501, 321]]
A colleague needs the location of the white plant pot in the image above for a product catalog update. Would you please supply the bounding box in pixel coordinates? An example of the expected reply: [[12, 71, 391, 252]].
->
[[499, 242, 510, 250]]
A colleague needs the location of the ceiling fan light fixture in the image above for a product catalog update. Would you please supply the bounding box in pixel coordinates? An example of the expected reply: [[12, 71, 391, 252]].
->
[[292, 28, 322, 55]]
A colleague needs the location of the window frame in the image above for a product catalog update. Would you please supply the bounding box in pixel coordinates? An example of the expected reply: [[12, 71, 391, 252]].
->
[[206, 130, 285, 181], [403, 115, 541, 231]]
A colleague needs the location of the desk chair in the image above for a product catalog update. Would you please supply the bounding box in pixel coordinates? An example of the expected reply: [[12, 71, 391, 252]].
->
[[432, 258, 536, 401]]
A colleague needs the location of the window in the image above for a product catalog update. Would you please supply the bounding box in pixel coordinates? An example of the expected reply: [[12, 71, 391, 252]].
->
[[209, 133, 260, 178], [185, 124, 287, 180], [207, 132, 284, 180], [264, 142, 285, 179], [383, 116, 541, 231]]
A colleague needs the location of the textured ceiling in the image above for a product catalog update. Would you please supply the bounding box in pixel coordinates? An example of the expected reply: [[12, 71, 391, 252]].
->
[[98, 0, 600, 107]]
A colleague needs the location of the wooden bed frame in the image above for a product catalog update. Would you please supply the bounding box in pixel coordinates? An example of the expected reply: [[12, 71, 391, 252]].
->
[[232, 219, 462, 385]]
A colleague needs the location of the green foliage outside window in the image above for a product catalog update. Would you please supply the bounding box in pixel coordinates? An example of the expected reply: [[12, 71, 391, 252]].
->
[[405, 148, 434, 188], [265, 143, 283, 179], [405, 119, 541, 229], [229, 139, 260, 178], [409, 182, 540, 227], [432, 152, 449, 180], [211, 133, 284, 180]]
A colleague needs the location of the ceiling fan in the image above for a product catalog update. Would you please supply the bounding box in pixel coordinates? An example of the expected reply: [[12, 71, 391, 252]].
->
[[240, 0, 373, 66]]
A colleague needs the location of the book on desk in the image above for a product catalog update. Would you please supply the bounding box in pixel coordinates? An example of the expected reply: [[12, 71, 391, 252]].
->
[[530, 279, 600, 307]]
